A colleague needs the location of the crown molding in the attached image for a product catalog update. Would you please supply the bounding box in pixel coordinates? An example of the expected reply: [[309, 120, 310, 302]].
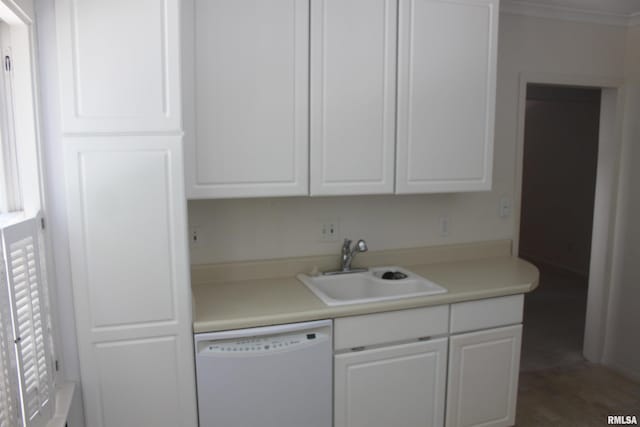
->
[[500, 0, 636, 27]]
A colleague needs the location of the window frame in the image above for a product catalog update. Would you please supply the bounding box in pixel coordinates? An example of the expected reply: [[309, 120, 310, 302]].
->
[[0, 20, 23, 214]]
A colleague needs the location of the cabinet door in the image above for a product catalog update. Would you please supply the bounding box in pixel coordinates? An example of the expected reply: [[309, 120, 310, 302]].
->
[[335, 338, 447, 427], [186, 0, 309, 198], [446, 325, 522, 427], [310, 0, 397, 195], [396, 0, 498, 194], [55, 0, 181, 133], [64, 137, 198, 427]]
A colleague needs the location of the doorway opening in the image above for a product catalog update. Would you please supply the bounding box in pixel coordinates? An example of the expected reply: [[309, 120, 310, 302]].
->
[[518, 84, 601, 372]]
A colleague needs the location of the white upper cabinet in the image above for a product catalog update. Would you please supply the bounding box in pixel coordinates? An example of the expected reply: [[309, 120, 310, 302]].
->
[[55, 0, 181, 133], [395, 0, 498, 194], [310, 0, 397, 195], [185, 0, 499, 198], [185, 0, 309, 198]]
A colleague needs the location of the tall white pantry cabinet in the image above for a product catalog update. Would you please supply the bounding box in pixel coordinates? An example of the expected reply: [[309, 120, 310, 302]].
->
[[55, 0, 198, 426]]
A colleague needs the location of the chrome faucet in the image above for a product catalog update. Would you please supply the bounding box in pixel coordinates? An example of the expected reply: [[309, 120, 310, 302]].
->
[[323, 238, 368, 275], [341, 238, 368, 271]]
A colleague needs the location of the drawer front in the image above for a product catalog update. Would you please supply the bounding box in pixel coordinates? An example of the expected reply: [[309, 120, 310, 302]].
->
[[450, 295, 524, 334], [334, 305, 449, 351]]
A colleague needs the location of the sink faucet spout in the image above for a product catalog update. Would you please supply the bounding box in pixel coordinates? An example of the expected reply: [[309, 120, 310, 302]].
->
[[340, 238, 368, 272]]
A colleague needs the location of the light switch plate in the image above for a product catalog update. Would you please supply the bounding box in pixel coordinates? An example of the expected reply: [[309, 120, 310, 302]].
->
[[500, 197, 511, 218]]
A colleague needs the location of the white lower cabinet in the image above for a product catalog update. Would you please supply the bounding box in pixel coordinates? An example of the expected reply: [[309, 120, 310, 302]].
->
[[335, 338, 448, 427], [446, 325, 523, 427], [332, 296, 524, 427]]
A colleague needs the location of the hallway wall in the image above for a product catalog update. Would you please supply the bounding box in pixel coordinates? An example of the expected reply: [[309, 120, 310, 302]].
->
[[519, 85, 601, 276], [603, 24, 640, 381]]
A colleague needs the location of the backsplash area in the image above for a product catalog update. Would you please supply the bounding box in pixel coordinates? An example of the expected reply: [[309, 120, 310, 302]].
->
[[188, 193, 512, 264]]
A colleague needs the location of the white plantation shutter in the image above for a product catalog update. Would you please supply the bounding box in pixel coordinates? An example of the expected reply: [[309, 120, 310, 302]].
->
[[0, 217, 53, 427], [0, 253, 19, 427]]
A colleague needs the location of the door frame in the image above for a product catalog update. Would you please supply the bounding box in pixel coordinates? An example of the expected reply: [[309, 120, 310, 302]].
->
[[512, 71, 624, 363]]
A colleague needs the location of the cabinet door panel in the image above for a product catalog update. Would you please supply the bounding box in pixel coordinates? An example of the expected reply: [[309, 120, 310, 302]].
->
[[446, 325, 522, 427], [310, 0, 396, 195], [94, 337, 183, 427], [56, 0, 180, 133], [187, 0, 309, 198], [335, 338, 447, 427], [64, 137, 198, 427], [75, 149, 176, 327], [396, 0, 498, 193]]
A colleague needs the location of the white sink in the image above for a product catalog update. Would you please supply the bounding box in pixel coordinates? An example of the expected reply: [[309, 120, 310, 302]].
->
[[297, 266, 447, 306]]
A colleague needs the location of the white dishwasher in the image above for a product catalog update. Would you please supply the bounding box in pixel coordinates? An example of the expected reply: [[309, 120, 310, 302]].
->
[[194, 319, 332, 427]]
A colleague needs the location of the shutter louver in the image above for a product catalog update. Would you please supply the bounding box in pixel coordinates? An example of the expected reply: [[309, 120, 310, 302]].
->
[[0, 344, 18, 427], [0, 255, 19, 427], [1, 218, 53, 427]]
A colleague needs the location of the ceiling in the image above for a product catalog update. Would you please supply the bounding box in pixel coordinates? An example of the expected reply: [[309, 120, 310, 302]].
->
[[503, 0, 640, 16]]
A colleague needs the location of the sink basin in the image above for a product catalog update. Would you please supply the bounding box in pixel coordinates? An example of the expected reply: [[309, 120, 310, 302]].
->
[[297, 266, 447, 306]]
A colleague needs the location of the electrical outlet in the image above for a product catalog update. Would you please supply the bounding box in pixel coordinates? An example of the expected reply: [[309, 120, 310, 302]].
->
[[500, 196, 511, 218], [190, 227, 203, 247], [320, 221, 339, 241], [439, 217, 450, 237]]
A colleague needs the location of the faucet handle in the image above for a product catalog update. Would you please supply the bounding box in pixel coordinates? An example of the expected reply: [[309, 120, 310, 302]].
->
[[353, 239, 368, 253]]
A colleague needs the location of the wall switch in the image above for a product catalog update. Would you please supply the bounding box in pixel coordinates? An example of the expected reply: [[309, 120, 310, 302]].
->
[[190, 227, 203, 247], [499, 197, 511, 218], [439, 217, 450, 237], [320, 220, 340, 242]]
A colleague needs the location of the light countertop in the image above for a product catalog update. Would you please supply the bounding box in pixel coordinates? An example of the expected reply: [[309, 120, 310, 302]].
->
[[192, 255, 539, 333]]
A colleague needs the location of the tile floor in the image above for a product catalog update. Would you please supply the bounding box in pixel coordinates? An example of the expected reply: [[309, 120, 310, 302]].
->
[[517, 362, 640, 426], [520, 264, 588, 372], [516, 263, 640, 425]]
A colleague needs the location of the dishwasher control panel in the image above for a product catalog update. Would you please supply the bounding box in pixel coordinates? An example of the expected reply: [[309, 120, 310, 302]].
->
[[200, 332, 322, 354]]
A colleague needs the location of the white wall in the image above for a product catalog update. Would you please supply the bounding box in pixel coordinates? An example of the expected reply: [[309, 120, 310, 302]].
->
[[188, 194, 512, 264], [603, 24, 640, 381], [188, 13, 627, 265], [34, 0, 85, 425]]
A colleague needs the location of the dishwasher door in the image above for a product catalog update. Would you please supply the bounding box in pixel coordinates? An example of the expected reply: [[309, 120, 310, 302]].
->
[[194, 319, 332, 427]]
